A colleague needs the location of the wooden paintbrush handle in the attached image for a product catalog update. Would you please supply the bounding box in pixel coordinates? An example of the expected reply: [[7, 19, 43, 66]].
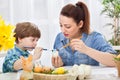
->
[[63, 43, 70, 48]]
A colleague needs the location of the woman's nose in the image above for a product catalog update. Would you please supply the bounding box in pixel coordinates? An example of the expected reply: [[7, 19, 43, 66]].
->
[[61, 27, 66, 33]]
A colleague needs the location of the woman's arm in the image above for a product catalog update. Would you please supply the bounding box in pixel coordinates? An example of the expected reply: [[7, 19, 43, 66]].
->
[[84, 47, 115, 66], [70, 39, 116, 67]]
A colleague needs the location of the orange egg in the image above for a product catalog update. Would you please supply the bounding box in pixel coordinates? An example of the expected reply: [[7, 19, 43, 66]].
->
[[34, 66, 42, 73], [42, 66, 51, 72]]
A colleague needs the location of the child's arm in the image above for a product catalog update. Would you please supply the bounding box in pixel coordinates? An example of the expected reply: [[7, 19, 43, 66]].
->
[[33, 47, 43, 61], [2, 51, 22, 73]]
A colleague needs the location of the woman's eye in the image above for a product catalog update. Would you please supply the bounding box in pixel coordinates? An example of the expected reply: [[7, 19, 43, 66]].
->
[[66, 26, 71, 28]]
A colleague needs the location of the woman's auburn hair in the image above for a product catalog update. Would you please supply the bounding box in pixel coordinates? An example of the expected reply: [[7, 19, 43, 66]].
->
[[60, 1, 90, 34]]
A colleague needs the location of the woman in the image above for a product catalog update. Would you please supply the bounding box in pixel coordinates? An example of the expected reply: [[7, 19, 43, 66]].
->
[[52, 1, 116, 67]]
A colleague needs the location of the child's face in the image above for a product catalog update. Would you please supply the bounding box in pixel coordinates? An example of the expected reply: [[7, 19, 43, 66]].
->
[[18, 36, 39, 50]]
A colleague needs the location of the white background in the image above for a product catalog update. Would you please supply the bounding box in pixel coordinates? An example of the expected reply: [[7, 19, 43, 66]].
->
[[0, 0, 113, 71], [0, 0, 113, 49]]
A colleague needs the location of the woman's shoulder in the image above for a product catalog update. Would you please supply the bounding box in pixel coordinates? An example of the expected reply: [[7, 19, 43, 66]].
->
[[82, 31, 105, 42], [56, 32, 63, 36], [88, 31, 104, 38], [56, 32, 65, 40]]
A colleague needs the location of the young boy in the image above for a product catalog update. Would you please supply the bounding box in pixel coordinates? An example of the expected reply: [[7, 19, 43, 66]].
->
[[3, 22, 42, 73]]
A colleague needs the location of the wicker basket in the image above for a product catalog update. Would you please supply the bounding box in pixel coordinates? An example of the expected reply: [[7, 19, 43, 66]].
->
[[33, 73, 77, 80], [114, 60, 120, 77]]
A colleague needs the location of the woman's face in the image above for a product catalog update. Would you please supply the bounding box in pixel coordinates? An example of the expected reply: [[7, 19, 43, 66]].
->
[[59, 15, 82, 39]]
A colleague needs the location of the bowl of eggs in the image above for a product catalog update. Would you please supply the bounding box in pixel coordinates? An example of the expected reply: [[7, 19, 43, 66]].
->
[[33, 64, 91, 80], [33, 66, 70, 80]]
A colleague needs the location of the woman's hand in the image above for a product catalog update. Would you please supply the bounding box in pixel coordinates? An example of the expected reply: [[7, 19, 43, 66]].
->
[[33, 47, 43, 60], [52, 56, 63, 68], [70, 39, 88, 53]]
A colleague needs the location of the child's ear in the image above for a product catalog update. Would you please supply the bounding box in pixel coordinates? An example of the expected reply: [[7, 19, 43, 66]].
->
[[18, 37, 23, 43], [28, 54, 33, 62]]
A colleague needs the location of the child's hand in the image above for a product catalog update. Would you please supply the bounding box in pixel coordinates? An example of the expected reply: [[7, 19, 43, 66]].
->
[[20, 54, 33, 72], [13, 59, 23, 70], [33, 47, 43, 61]]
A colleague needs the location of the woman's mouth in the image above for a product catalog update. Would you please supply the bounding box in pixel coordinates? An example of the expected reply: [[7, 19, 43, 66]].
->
[[64, 34, 69, 37]]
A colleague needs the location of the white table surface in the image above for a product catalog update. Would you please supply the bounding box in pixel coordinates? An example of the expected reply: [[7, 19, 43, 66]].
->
[[0, 66, 120, 80]]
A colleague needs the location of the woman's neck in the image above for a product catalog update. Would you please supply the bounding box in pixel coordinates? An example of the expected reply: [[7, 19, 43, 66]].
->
[[70, 33, 82, 40]]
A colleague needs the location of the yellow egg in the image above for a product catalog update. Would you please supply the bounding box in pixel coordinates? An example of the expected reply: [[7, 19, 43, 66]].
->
[[55, 67, 65, 74]]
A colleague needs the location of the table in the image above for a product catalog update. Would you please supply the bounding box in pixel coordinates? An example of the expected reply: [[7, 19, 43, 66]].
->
[[86, 66, 119, 80], [0, 66, 120, 80]]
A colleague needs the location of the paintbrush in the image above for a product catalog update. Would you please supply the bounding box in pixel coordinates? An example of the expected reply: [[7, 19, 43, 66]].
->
[[24, 42, 70, 51], [24, 47, 54, 51], [57, 42, 70, 51], [57, 36, 82, 51]]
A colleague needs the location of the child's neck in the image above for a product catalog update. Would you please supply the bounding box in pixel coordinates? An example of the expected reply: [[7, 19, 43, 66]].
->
[[16, 44, 26, 51]]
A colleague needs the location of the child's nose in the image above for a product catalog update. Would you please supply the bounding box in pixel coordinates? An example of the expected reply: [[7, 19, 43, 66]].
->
[[33, 41, 37, 45]]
